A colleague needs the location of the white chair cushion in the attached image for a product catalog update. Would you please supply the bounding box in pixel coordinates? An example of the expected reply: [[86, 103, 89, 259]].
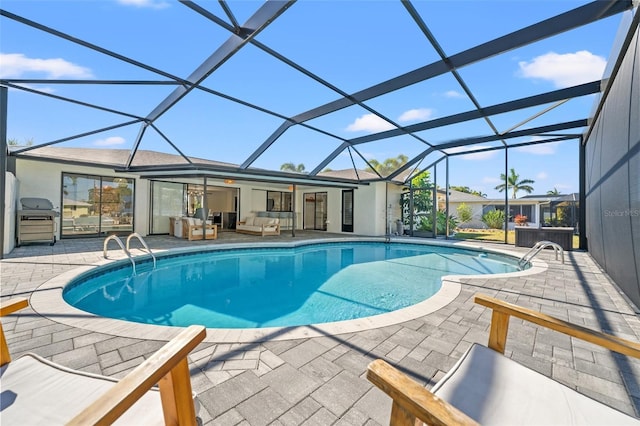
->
[[192, 228, 215, 236], [244, 216, 254, 226], [0, 354, 165, 425], [432, 344, 639, 425]]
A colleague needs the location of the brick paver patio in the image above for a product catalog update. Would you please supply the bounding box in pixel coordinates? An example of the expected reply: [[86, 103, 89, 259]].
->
[[2, 231, 639, 424]]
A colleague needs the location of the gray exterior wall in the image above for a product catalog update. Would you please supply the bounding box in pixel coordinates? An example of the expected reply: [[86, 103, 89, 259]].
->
[[585, 17, 640, 308]]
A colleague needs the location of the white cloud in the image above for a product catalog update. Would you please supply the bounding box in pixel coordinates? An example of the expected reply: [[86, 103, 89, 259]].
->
[[94, 136, 126, 147], [0, 53, 93, 79], [444, 90, 463, 98], [518, 51, 606, 88], [117, 0, 170, 9], [347, 108, 436, 133], [346, 114, 395, 133], [398, 108, 433, 122], [537, 171, 548, 180], [445, 145, 498, 160]]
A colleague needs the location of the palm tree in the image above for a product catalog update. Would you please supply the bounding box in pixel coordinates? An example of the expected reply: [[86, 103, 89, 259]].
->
[[280, 162, 306, 173], [366, 154, 408, 176], [547, 187, 560, 195], [495, 168, 535, 199]]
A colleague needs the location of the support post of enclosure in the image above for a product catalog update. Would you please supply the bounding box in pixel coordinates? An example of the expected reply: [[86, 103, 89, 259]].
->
[[0, 86, 7, 259]]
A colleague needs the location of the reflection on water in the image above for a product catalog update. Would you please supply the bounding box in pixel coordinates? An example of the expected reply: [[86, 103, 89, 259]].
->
[[64, 243, 521, 328]]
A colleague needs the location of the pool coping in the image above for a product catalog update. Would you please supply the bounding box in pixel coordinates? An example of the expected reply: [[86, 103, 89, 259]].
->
[[29, 237, 548, 343]]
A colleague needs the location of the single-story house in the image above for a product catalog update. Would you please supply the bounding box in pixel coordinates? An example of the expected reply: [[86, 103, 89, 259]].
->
[[3, 146, 406, 254], [438, 189, 580, 230]]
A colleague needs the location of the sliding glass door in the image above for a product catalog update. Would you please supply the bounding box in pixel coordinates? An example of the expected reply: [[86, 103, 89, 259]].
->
[[61, 173, 134, 237], [150, 181, 186, 234], [303, 192, 327, 231]]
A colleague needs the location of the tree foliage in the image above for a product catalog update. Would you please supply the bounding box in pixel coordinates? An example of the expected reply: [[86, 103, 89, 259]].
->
[[280, 162, 306, 173], [546, 187, 560, 195], [7, 137, 34, 146], [494, 168, 535, 199], [366, 154, 408, 176]]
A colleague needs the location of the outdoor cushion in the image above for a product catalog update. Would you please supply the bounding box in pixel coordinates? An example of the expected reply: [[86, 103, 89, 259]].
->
[[432, 343, 639, 425], [0, 354, 165, 425], [244, 216, 255, 226]]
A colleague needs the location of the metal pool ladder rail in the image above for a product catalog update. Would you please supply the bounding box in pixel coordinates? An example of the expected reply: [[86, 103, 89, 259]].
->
[[519, 240, 564, 267], [103, 233, 157, 275], [126, 232, 156, 270], [103, 235, 137, 275]]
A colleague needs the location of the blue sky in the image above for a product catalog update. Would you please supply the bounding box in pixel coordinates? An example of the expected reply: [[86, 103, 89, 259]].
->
[[0, 0, 627, 199]]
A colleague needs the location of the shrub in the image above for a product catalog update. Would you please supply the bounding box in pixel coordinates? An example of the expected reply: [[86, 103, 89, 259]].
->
[[482, 209, 505, 229], [418, 211, 459, 234], [457, 203, 473, 224]]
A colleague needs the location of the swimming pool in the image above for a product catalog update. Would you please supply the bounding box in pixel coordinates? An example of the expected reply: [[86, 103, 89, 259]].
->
[[63, 241, 524, 329]]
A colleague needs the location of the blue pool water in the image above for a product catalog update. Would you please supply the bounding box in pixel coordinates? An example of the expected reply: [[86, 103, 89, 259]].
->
[[63, 242, 522, 328]]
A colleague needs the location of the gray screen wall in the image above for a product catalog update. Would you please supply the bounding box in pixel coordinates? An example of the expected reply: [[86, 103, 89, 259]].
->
[[585, 19, 639, 308]]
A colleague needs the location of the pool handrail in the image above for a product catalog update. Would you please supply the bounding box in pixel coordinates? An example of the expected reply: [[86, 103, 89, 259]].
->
[[519, 240, 564, 267], [103, 235, 137, 275], [126, 233, 156, 270]]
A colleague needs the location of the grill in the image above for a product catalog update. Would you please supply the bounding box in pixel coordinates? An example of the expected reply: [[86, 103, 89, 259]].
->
[[17, 197, 59, 246]]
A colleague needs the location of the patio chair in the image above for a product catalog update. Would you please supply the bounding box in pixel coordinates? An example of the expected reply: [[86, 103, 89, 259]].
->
[[367, 294, 640, 426], [0, 298, 206, 425], [182, 217, 217, 240]]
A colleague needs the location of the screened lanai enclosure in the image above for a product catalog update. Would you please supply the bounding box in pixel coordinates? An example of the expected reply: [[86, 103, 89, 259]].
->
[[1, 1, 638, 251]]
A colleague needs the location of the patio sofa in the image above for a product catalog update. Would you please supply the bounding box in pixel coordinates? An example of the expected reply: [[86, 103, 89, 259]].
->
[[236, 215, 280, 236]]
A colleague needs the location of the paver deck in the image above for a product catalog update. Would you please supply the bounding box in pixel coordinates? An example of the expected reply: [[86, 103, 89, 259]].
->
[[2, 231, 640, 425]]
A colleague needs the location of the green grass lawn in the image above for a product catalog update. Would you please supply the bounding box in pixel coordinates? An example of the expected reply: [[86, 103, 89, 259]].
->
[[452, 229, 580, 248]]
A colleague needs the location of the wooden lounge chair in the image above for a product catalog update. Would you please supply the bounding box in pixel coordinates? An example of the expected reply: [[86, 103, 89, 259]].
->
[[182, 217, 217, 241], [367, 294, 640, 426], [0, 298, 206, 425]]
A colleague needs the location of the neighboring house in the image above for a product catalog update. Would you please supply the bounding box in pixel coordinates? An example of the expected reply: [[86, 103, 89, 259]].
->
[[437, 189, 488, 229], [438, 189, 579, 230], [3, 146, 406, 254]]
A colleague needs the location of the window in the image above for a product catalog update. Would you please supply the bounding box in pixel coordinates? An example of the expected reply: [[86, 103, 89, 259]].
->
[[266, 191, 292, 211], [62, 173, 134, 237]]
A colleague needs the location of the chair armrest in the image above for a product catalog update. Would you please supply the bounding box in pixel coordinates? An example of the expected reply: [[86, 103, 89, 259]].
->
[[367, 359, 479, 426], [0, 298, 29, 317], [474, 294, 640, 358], [68, 325, 207, 426], [1, 298, 29, 366]]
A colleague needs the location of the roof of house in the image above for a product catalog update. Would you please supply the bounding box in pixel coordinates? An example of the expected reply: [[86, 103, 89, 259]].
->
[[11, 145, 390, 187], [438, 189, 488, 203], [12, 146, 236, 169]]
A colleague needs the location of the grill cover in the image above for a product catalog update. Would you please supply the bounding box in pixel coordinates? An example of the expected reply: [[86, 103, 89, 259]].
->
[[20, 197, 55, 210]]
